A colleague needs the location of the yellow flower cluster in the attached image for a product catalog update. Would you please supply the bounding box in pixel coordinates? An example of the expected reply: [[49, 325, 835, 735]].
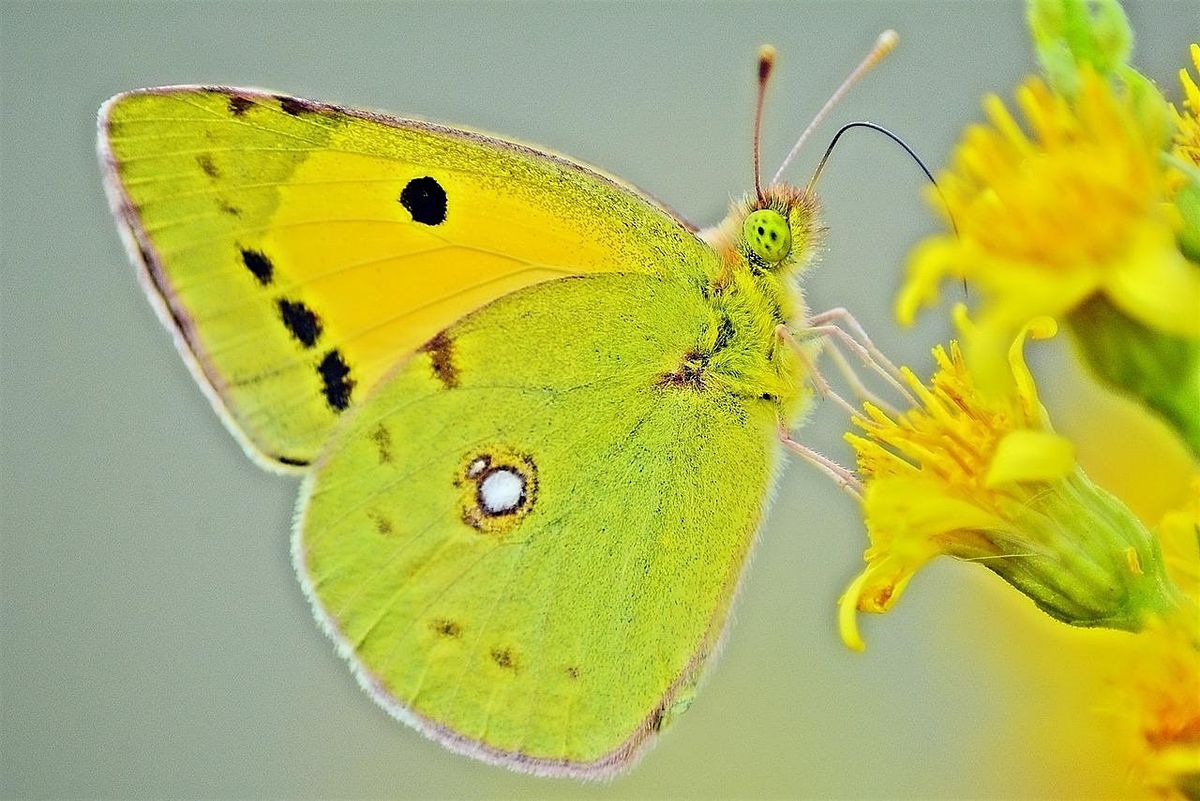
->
[[838, 316, 1186, 652], [899, 69, 1200, 391], [1140, 490, 1200, 801], [1117, 615, 1200, 801], [835, 18, 1200, 798], [1174, 44, 1200, 171]]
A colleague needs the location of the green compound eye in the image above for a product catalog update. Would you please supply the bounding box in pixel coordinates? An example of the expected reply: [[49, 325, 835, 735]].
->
[[742, 209, 792, 263]]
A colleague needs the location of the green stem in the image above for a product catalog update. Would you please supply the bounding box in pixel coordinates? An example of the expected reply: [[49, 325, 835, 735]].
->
[[1067, 295, 1200, 461]]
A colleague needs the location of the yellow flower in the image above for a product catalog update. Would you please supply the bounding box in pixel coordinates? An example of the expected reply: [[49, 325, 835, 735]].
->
[[839, 317, 1187, 651], [899, 69, 1200, 386], [1114, 490, 1200, 800], [1174, 44, 1200, 170], [1172, 44, 1200, 267], [1114, 616, 1200, 801], [1157, 479, 1200, 608]]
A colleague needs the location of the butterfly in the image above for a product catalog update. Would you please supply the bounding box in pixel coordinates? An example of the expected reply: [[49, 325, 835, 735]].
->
[[97, 33, 897, 778]]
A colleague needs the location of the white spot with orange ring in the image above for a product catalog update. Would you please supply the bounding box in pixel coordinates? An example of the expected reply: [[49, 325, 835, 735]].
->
[[480, 469, 524, 514]]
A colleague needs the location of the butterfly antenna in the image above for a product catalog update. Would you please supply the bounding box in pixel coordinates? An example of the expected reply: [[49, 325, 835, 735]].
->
[[771, 29, 898, 186], [803, 120, 960, 239], [753, 45, 777, 203]]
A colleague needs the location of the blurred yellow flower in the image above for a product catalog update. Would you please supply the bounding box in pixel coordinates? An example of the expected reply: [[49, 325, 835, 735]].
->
[[1171, 44, 1200, 267], [899, 69, 1200, 386], [839, 316, 1186, 652], [1157, 480, 1200, 607], [1174, 44, 1200, 170], [1115, 616, 1200, 801], [1118, 486, 1200, 800]]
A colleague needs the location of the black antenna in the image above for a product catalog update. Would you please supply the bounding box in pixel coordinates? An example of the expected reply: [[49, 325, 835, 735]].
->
[[806, 121, 959, 239]]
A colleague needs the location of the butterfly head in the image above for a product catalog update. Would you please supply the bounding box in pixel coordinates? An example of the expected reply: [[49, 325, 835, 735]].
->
[[701, 184, 819, 280], [716, 32, 897, 279], [737, 184, 819, 274]]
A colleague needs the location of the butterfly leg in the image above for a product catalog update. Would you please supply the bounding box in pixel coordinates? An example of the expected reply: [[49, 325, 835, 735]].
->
[[775, 325, 859, 417], [804, 327, 897, 416], [807, 307, 904, 380], [774, 326, 863, 499], [803, 307, 918, 408], [777, 426, 863, 500], [779, 316, 901, 416]]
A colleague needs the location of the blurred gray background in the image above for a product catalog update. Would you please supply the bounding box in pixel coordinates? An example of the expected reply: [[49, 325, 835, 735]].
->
[[2, 1, 1196, 798]]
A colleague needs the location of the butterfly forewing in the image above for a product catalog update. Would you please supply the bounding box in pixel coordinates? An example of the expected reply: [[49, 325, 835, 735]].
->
[[99, 87, 709, 469]]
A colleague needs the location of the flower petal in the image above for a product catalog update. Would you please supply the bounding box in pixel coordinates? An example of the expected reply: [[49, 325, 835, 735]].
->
[[1007, 315, 1058, 417], [1103, 229, 1200, 338], [985, 430, 1076, 487], [838, 570, 872, 652], [864, 476, 1004, 544], [896, 237, 958, 325]]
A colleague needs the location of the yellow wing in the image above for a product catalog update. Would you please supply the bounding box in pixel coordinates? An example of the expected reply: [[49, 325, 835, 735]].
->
[[98, 86, 710, 470], [297, 271, 780, 776]]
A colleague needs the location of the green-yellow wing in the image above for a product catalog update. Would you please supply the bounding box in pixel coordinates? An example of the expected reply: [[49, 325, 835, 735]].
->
[[98, 86, 710, 470], [296, 272, 782, 777]]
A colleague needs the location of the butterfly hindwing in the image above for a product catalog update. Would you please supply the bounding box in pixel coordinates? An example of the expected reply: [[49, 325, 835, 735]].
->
[[295, 272, 781, 776], [99, 87, 710, 469]]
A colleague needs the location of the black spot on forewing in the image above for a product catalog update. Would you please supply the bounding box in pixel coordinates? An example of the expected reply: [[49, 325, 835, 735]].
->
[[277, 95, 314, 116], [196, 154, 220, 178], [277, 298, 323, 348], [240, 248, 274, 285], [228, 95, 254, 116], [218, 200, 241, 217], [318, 350, 354, 412], [417, 331, 458, 388], [399, 176, 447, 226]]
